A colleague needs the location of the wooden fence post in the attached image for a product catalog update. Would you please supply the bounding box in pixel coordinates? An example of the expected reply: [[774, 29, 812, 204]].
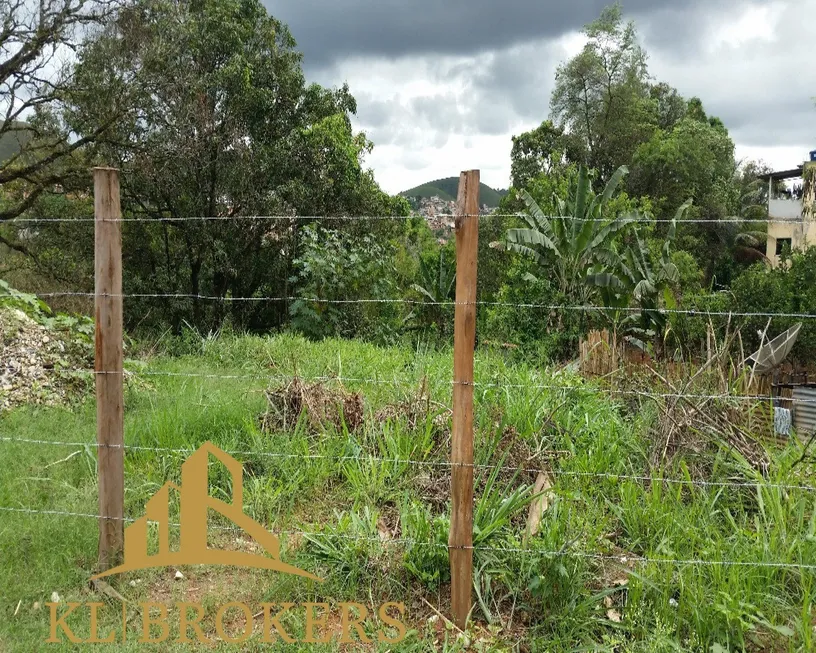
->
[[94, 167, 124, 571], [450, 170, 480, 630]]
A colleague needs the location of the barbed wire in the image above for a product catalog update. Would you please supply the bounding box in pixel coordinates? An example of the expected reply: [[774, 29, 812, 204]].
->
[[6, 213, 809, 225], [30, 291, 816, 320], [2, 436, 813, 493], [7, 215, 420, 223], [7, 211, 816, 594], [23, 367, 816, 405], [6, 213, 815, 570], [2, 504, 814, 570]]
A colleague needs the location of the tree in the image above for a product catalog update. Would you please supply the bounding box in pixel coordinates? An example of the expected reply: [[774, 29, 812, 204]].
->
[[649, 82, 686, 131], [629, 115, 734, 219], [628, 108, 753, 281], [509, 120, 578, 190], [550, 3, 653, 184], [289, 224, 400, 341], [730, 248, 816, 362], [55, 0, 405, 332], [709, 160, 772, 267], [0, 1, 118, 227]]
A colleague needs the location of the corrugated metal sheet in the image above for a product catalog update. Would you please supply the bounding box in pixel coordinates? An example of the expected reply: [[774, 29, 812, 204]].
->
[[793, 386, 816, 435]]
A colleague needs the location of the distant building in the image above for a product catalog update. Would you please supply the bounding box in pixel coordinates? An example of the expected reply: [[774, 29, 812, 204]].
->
[[410, 195, 496, 240], [759, 158, 816, 267]]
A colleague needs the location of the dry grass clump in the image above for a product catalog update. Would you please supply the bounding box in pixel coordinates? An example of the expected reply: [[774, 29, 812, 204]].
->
[[261, 377, 363, 432], [374, 377, 451, 431], [650, 388, 771, 476]]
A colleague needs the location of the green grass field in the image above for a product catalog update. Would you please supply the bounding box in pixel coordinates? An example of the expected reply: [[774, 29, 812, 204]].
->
[[1, 333, 815, 651]]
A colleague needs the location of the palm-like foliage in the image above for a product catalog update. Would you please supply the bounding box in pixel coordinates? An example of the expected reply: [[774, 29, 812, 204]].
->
[[503, 165, 637, 305], [501, 163, 692, 352], [411, 251, 456, 336], [587, 200, 690, 347], [718, 164, 769, 264]]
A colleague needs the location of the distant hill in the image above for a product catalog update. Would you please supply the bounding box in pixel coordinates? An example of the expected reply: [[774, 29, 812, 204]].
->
[[0, 122, 31, 162], [400, 177, 507, 207]]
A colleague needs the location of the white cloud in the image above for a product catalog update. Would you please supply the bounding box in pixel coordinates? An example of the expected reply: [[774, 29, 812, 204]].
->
[[735, 145, 813, 171], [314, 0, 812, 194], [705, 2, 782, 51], [646, 0, 815, 155]]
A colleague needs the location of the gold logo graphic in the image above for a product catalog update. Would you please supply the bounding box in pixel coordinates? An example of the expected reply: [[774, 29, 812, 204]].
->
[[91, 441, 320, 581]]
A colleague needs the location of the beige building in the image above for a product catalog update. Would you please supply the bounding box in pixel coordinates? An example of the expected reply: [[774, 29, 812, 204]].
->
[[760, 160, 816, 267]]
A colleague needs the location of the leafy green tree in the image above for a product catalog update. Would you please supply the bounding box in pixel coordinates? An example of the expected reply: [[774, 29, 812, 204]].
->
[[629, 115, 735, 221], [54, 0, 405, 332], [628, 110, 745, 280], [649, 82, 687, 131], [550, 3, 654, 184], [728, 248, 816, 363], [509, 121, 579, 190], [289, 225, 400, 341], [669, 250, 704, 298]]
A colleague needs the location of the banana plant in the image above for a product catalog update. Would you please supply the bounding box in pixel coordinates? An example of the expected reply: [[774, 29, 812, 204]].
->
[[500, 165, 638, 306], [410, 251, 456, 337], [586, 200, 691, 351]]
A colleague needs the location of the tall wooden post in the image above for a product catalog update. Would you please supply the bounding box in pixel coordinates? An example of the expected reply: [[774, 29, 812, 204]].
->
[[450, 170, 479, 630], [94, 167, 124, 571]]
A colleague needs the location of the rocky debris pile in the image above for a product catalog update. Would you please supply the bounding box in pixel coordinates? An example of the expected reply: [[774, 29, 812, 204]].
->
[[0, 307, 93, 412]]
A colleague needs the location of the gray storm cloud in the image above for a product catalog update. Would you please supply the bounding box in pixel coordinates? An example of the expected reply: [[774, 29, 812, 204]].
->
[[264, 0, 707, 66], [262, 0, 814, 190]]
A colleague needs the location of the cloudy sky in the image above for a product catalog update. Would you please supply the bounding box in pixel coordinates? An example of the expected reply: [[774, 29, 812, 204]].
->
[[264, 0, 815, 194]]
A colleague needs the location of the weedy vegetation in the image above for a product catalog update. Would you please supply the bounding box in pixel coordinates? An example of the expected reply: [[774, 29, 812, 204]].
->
[[1, 332, 815, 651]]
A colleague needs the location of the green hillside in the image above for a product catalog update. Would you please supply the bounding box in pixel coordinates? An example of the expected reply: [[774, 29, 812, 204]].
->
[[400, 177, 507, 207], [0, 122, 31, 162]]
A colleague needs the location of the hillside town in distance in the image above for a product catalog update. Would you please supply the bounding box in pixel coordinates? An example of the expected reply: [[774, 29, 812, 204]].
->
[[411, 195, 494, 232]]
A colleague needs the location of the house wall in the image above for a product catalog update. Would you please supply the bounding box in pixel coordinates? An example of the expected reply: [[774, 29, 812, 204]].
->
[[766, 162, 815, 267], [769, 198, 802, 220], [766, 221, 816, 266]]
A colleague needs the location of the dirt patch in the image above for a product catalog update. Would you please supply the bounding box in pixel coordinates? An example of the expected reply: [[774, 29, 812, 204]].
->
[[261, 377, 364, 432], [0, 307, 93, 412], [412, 468, 450, 509]]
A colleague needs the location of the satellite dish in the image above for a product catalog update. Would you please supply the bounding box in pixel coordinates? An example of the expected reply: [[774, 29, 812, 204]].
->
[[746, 323, 802, 374]]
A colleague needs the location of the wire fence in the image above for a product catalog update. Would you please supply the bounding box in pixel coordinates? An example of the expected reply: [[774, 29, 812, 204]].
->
[[2, 504, 815, 570], [26, 291, 816, 321], [3, 196, 816, 615], [2, 435, 815, 492], [7, 213, 813, 225], [10, 365, 816, 406]]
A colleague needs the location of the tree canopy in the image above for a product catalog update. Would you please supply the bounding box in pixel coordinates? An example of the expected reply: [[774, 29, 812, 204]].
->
[[0, 0, 119, 229], [549, 2, 653, 185], [44, 0, 404, 331]]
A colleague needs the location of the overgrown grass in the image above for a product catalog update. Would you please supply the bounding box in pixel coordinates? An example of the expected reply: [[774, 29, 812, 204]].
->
[[1, 332, 814, 651]]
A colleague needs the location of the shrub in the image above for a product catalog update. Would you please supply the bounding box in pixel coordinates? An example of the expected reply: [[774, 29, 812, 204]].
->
[[289, 225, 402, 342], [730, 249, 816, 363]]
